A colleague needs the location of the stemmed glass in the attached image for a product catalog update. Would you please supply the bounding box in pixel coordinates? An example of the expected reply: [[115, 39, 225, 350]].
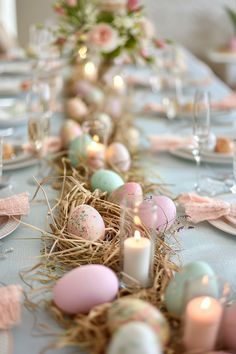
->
[[230, 139, 236, 193], [27, 82, 51, 184], [192, 90, 211, 193]]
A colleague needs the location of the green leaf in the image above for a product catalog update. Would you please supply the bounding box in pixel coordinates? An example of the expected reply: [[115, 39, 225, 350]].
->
[[102, 46, 122, 59], [97, 11, 114, 23], [125, 36, 137, 49], [225, 6, 236, 33]]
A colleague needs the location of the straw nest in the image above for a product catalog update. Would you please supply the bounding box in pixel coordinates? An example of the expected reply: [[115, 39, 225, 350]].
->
[[23, 159, 190, 354]]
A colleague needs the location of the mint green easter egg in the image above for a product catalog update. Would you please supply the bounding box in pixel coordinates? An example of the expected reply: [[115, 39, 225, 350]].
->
[[69, 134, 92, 167], [165, 261, 215, 317], [91, 169, 124, 194]]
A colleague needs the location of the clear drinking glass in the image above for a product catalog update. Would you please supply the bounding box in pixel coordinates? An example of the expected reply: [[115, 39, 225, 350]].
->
[[230, 139, 236, 193], [27, 82, 51, 184], [192, 90, 211, 193], [119, 196, 157, 289]]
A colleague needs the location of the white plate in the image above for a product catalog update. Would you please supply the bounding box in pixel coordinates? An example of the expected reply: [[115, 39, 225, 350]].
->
[[0, 215, 21, 239], [170, 147, 232, 164], [208, 194, 236, 236], [0, 99, 27, 127]]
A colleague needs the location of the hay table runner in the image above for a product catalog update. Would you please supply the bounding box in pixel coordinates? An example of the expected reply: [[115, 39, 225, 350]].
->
[[1, 49, 236, 354]]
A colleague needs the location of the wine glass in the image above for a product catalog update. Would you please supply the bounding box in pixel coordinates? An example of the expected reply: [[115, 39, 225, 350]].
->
[[192, 90, 211, 193], [27, 82, 51, 184], [230, 139, 236, 193]]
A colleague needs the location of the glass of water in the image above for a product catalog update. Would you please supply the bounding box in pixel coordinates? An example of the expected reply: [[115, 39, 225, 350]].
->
[[192, 90, 211, 193]]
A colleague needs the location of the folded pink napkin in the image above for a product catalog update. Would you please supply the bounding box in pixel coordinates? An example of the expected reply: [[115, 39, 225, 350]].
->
[[0, 193, 29, 216], [23, 136, 62, 156], [149, 135, 193, 152], [178, 193, 236, 224], [212, 92, 236, 110]]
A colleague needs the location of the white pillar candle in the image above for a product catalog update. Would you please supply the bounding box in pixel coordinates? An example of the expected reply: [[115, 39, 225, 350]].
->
[[183, 296, 223, 352], [84, 61, 97, 82], [112, 75, 126, 95], [123, 230, 151, 287], [87, 141, 105, 169]]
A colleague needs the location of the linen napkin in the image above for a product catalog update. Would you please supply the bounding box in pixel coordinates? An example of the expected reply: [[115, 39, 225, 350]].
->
[[0, 193, 29, 216], [212, 92, 236, 110], [23, 136, 62, 156], [149, 135, 193, 152], [178, 193, 236, 224]]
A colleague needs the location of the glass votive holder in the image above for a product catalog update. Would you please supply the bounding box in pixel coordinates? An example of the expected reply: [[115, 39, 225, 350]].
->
[[182, 275, 231, 353], [82, 119, 108, 171], [119, 196, 158, 289]]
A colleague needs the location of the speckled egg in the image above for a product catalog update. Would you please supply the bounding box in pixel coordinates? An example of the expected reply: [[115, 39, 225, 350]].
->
[[106, 142, 131, 172], [69, 134, 92, 167], [84, 87, 104, 106], [109, 182, 143, 207], [60, 119, 82, 147], [107, 298, 170, 345], [91, 169, 124, 194], [66, 97, 88, 121], [165, 261, 215, 317], [94, 113, 113, 137], [107, 321, 162, 354], [67, 204, 105, 241], [53, 264, 119, 314]]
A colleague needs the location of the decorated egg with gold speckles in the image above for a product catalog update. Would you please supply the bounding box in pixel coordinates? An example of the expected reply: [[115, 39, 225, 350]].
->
[[107, 298, 170, 345], [67, 205, 105, 241]]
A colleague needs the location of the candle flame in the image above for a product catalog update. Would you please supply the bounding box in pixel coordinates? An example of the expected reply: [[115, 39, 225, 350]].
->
[[78, 46, 87, 59], [200, 297, 211, 310], [113, 75, 124, 90], [134, 230, 141, 241], [84, 61, 96, 76], [93, 134, 100, 143]]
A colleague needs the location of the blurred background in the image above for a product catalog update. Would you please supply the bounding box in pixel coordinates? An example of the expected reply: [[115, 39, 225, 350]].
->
[[2, 0, 236, 86]]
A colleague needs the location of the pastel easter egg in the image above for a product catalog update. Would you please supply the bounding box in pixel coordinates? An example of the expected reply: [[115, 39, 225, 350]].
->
[[138, 199, 158, 229], [67, 204, 105, 241], [66, 97, 88, 121], [106, 142, 131, 172], [73, 80, 93, 98], [165, 261, 215, 317], [109, 182, 143, 207], [60, 119, 82, 147], [107, 298, 170, 345], [221, 302, 236, 350], [107, 321, 162, 354], [91, 169, 124, 194], [139, 196, 176, 231], [94, 113, 113, 137], [84, 88, 104, 106], [105, 96, 122, 119], [53, 264, 119, 314], [126, 127, 140, 152], [69, 134, 92, 167], [152, 196, 176, 231]]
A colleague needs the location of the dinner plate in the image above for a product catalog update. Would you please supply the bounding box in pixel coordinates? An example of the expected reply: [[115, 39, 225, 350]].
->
[[0, 215, 21, 239], [3, 141, 38, 170], [170, 147, 232, 164], [208, 194, 236, 236], [3, 156, 38, 171]]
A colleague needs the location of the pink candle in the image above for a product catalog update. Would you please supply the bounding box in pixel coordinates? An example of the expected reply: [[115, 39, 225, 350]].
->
[[183, 296, 223, 352]]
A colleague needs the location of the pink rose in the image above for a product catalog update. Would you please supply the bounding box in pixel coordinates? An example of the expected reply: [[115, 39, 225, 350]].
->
[[88, 24, 119, 53], [127, 0, 139, 11], [65, 0, 77, 6], [53, 4, 65, 15]]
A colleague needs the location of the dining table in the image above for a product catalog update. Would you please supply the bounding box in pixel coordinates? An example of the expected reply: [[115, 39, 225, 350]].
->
[[1, 48, 236, 354]]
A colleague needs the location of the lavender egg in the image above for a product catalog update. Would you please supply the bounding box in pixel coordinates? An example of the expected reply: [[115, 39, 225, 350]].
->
[[109, 182, 143, 207]]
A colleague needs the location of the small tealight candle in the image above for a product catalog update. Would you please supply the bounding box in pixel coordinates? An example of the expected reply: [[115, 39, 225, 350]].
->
[[87, 138, 105, 170], [112, 75, 126, 95], [84, 61, 97, 82], [183, 296, 223, 352], [123, 230, 152, 287]]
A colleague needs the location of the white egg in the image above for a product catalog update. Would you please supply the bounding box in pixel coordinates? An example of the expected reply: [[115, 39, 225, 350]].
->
[[106, 142, 131, 172], [107, 322, 163, 354]]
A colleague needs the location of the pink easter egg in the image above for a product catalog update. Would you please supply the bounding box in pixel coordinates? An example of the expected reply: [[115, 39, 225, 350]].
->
[[106, 142, 131, 172], [67, 204, 105, 241], [221, 302, 236, 350], [138, 199, 158, 229], [53, 264, 119, 314], [153, 196, 176, 231], [109, 182, 143, 207], [139, 196, 176, 232], [105, 96, 122, 119], [73, 80, 93, 98], [60, 119, 82, 147]]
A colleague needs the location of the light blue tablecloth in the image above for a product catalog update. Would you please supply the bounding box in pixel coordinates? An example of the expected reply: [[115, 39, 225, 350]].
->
[[1, 51, 236, 354]]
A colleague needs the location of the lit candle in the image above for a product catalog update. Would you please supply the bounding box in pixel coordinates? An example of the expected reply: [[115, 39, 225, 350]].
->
[[84, 61, 97, 82], [112, 75, 126, 95], [87, 138, 105, 170], [183, 296, 223, 352], [123, 230, 152, 287]]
